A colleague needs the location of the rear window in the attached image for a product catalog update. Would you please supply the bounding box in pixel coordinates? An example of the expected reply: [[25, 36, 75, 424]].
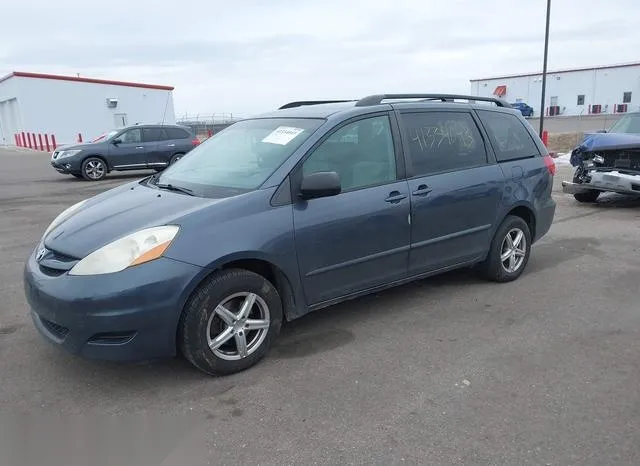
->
[[165, 127, 191, 139], [477, 110, 541, 162]]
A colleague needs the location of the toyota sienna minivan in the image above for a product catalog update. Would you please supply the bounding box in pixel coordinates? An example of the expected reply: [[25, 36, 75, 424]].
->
[[24, 94, 556, 376]]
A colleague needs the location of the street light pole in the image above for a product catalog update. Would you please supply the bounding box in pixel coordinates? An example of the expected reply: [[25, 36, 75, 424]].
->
[[539, 0, 551, 137]]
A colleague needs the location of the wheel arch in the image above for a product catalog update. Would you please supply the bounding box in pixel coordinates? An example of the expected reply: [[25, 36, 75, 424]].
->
[[503, 203, 536, 240], [175, 253, 301, 340]]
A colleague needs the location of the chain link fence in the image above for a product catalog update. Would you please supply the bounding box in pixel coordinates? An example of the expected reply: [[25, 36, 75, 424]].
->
[[176, 113, 243, 141]]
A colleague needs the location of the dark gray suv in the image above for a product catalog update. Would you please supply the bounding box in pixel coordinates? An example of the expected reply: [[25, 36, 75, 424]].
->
[[50, 124, 199, 180], [25, 94, 556, 376]]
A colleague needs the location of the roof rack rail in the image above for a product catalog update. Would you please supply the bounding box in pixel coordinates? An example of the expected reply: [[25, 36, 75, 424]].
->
[[355, 94, 510, 108], [278, 100, 355, 110]]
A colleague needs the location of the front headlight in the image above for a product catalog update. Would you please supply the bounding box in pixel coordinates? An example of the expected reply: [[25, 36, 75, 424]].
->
[[69, 226, 180, 276], [56, 149, 82, 159], [42, 199, 88, 240]]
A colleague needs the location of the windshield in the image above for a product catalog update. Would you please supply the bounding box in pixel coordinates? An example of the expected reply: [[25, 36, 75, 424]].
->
[[92, 130, 119, 142], [608, 114, 640, 134], [154, 118, 323, 195]]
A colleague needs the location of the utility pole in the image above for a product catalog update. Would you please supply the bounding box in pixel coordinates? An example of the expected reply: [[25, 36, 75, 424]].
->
[[539, 0, 551, 137]]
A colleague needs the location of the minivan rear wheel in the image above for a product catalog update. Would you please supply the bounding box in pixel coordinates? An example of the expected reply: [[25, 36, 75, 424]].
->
[[179, 269, 283, 376], [479, 215, 531, 282]]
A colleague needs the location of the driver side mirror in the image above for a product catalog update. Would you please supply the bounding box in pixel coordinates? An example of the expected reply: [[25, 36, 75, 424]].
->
[[300, 171, 341, 200], [596, 129, 608, 133], [112, 138, 122, 145]]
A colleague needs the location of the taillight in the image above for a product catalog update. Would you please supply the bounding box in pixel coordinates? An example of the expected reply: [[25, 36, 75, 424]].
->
[[543, 154, 556, 176], [192, 138, 200, 146]]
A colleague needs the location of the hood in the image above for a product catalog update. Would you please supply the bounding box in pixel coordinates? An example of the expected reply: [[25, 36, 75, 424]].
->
[[55, 141, 106, 152], [578, 132, 640, 152], [44, 182, 218, 258]]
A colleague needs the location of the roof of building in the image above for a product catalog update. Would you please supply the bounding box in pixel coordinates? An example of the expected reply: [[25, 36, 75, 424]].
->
[[0, 71, 174, 90], [470, 61, 640, 82]]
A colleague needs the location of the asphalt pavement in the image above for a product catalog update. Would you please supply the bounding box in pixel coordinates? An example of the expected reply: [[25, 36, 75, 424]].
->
[[1, 147, 640, 466]]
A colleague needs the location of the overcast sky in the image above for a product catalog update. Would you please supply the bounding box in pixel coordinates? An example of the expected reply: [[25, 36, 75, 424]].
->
[[2, 0, 640, 117]]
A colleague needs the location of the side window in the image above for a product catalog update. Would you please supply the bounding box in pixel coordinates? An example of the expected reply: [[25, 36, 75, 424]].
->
[[120, 128, 142, 144], [302, 115, 396, 191], [142, 128, 168, 142], [165, 127, 190, 139], [477, 110, 541, 162], [401, 111, 487, 176]]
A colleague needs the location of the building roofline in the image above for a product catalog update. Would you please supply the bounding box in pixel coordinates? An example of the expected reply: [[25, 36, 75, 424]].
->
[[470, 61, 640, 82], [0, 71, 174, 90]]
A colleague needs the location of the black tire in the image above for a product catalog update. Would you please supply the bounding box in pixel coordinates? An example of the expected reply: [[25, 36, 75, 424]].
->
[[170, 153, 184, 165], [573, 190, 600, 203], [479, 215, 532, 283], [179, 269, 283, 376], [81, 157, 107, 181]]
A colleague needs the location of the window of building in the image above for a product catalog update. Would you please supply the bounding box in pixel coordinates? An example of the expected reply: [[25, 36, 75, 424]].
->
[[302, 115, 397, 191], [577, 94, 585, 105], [401, 111, 487, 176], [623, 92, 632, 103], [477, 110, 541, 162]]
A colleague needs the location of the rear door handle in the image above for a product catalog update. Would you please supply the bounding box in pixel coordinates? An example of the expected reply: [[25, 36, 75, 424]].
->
[[412, 184, 432, 196], [136, 146, 144, 149], [385, 191, 408, 203], [167, 143, 176, 147]]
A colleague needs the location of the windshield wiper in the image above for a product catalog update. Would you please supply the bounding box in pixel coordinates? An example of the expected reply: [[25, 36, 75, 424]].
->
[[154, 182, 195, 196]]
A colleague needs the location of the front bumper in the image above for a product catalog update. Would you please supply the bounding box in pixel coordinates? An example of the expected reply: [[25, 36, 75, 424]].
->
[[51, 157, 82, 174], [562, 170, 640, 195], [24, 248, 204, 361]]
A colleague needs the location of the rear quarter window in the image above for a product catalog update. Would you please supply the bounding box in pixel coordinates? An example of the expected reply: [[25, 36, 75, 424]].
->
[[165, 127, 191, 139], [477, 110, 541, 162]]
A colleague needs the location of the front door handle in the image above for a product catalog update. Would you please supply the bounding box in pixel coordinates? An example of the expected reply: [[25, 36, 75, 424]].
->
[[385, 191, 408, 203], [167, 143, 176, 147], [136, 146, 144, 149], [412, 184, 432, 196]]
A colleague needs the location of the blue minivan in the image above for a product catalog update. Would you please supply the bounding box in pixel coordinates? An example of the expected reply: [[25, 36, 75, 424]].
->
[[24, 94, 556, 376]]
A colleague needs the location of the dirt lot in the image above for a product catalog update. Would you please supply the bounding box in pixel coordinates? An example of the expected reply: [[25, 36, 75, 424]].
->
[[1, 147, 640, 465]]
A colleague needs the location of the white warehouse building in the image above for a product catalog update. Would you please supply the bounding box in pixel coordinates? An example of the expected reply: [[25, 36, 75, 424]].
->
[[470, 62, 640, 118], [0, 71, 175, 147]]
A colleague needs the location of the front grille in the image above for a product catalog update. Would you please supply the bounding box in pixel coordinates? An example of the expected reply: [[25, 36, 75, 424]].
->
[[40, 317, 69, 339]]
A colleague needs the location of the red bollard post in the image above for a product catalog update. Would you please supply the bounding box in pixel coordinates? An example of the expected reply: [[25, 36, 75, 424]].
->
[[207, 129, 213, 138], [45, 134, 50, 152], [78, 133, 83, 143], [542, 130, 549, 147], [38, 134, 44, 151], [27, 133, 33, 148], [21, 132, 26, 147], [32, 133, 37, 148], [14, 134, 20, 146], [51, 134, 57, 150]]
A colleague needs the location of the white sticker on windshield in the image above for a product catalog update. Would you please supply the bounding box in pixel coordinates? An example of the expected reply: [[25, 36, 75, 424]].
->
[[262, 126, 305, 145]]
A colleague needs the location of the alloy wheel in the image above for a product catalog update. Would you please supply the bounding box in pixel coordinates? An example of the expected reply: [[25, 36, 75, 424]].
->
[[500, 228, 527, 273], [85, 160, 105, 180], [206, 292, 270, 361]]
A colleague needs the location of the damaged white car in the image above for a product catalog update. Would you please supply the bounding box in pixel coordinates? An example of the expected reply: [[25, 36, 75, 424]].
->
[[562, 112, 640, 202]]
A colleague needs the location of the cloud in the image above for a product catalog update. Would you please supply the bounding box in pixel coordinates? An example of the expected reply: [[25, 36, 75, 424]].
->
[[2, 0, 640, 116]]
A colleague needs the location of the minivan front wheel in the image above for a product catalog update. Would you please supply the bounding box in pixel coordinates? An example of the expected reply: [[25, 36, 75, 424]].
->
[[179, 269, 283, 376], [480, 215, 531, 282]]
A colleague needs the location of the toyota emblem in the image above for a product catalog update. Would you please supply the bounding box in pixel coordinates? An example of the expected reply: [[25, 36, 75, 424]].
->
[[36, 247, 47, 262]]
